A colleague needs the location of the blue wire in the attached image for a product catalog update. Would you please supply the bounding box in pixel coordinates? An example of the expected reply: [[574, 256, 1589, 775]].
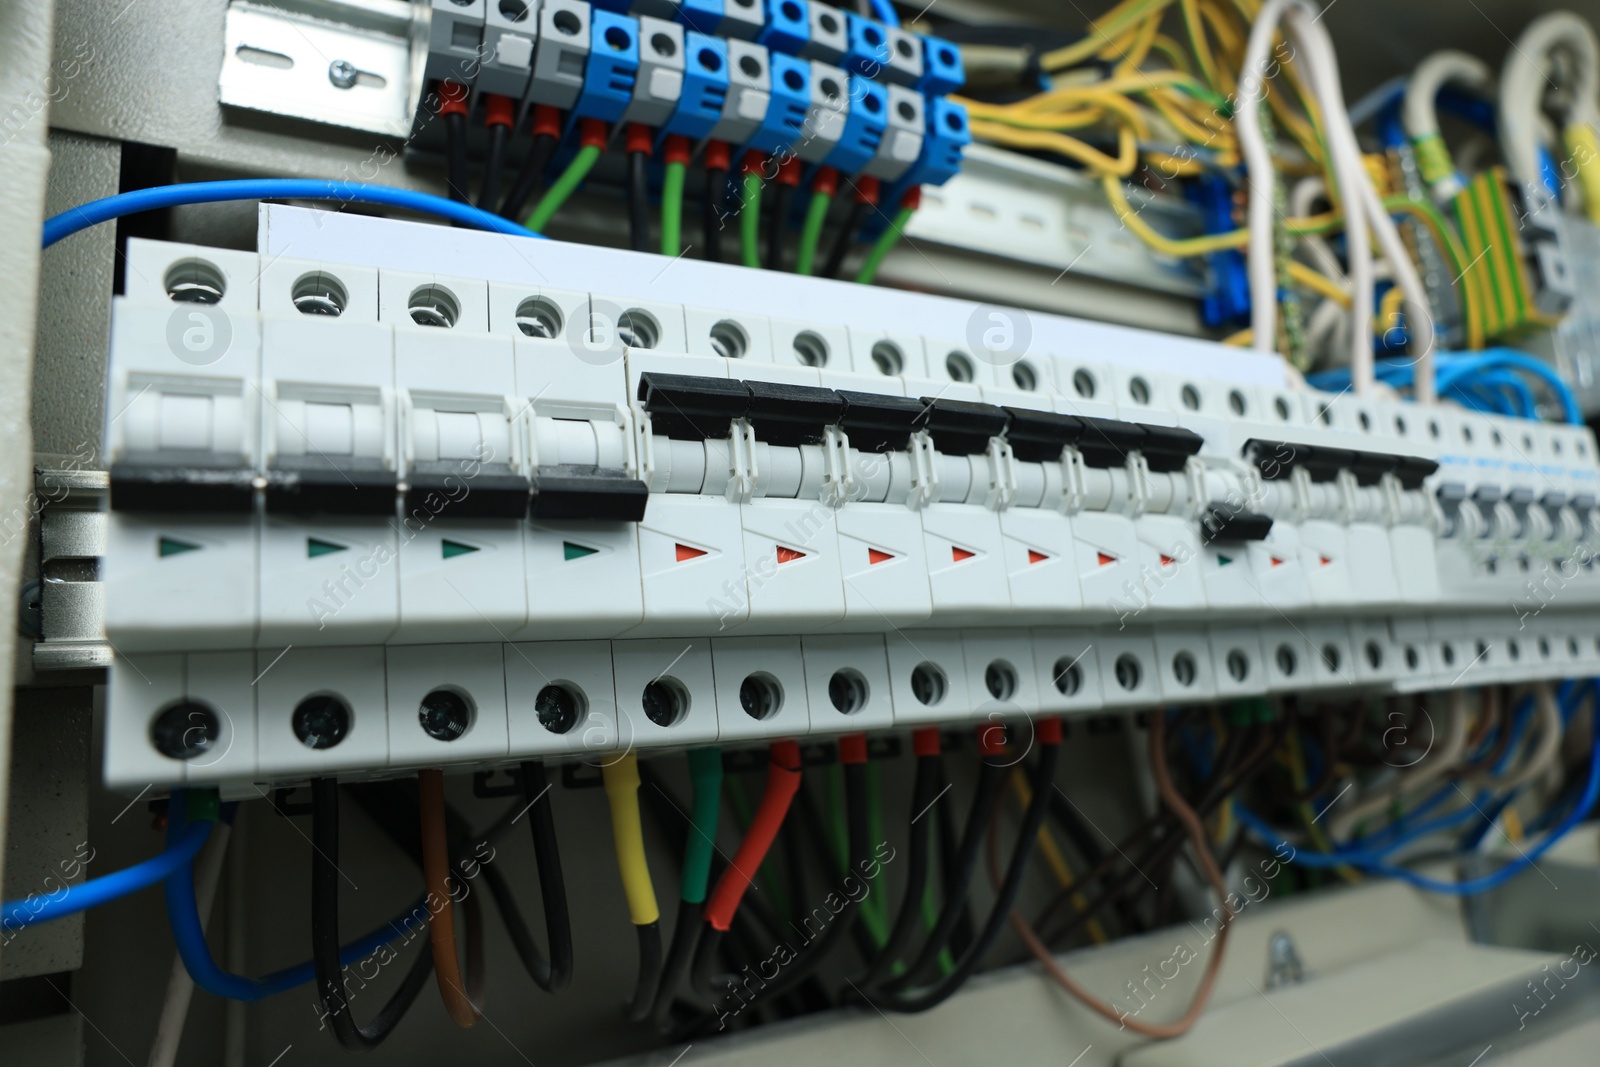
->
[[164, 792, 430, 1002], [869, 0, 900, 28], [42, 180, 544, 249], [2, 819, 211, 931], [1236, 682, 1600, 894], [1309, 350, 1582, 425]]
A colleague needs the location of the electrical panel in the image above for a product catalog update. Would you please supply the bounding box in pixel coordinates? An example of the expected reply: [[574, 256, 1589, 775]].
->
[[95, 231, 1600, 792]]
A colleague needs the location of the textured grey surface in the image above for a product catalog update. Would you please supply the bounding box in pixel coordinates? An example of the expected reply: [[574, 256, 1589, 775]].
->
[[35, 131, 118, 466], [0, 688, 90, 980]]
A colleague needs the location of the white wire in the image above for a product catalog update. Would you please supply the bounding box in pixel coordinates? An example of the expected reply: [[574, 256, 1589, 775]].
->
[[1403, 51, 1494, 202], [147, 820, 232, 1067], [1330, 688, 1470, 841], [1470, 682, 1565, 791], [1498, 12, 1600, 199], [1234, 0, 1295, 359]]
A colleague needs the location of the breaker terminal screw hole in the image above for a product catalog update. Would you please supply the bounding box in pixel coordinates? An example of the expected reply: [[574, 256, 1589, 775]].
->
[[1403, 645, 1419, 670], [1364, 641, 1384, 670], [1441, 644, 1456, 667], [910, 662, 947, 706], [1052, 658, 1083, 696], [1172, 651, 1197, 687], [946, 351, 974, 382], [710, 319, 748, 360], [1013, 361, 1038, 390], [828, 669, 869, 714], [871, 340, 903, 376], [515, 296, 563, 338], [1275, 396, 1292, 420], [293, 694, 351, 749], [408, 284, 459, 328], [553, 9, 580, 34], [642, 677, 689, 727], [1225, 649, 1250, 682], [419, 688, 472, 741], [151, 700, 220, 760], [1229, 389, 1248, 416], [1128, 377, 1151, 405], [1180, 384, 1201, 410], [792, 330, 829, 367], [739, 673, 783, 720], [617, 308, 660, 349], [1321, 644, 1342, 672], [650, 31, 676, 57], [1275, 644, 1297, 676], [165, 259, 227, 304], [1113, 654, 1142, 691], [984, 660, 1018, 701], [536, 684, 584, 734], [292, 272, 347, 316]]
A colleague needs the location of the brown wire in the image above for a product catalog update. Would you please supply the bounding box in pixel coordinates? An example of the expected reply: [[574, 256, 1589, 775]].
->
[[419, 769, 483, 1028], [1001, 711, 1234, 1039]]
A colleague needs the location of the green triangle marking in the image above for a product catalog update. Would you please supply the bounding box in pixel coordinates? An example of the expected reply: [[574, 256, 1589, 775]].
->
[[159, 536, 202, 558], [442, 539, 480, 559], [1217, 554, 1234, 567], [563, 541, 600, 561], [307, 537, 348, 559]]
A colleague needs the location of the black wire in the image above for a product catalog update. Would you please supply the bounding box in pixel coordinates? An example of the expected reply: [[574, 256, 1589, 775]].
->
[[500, 132, 555, 220], [878, 760, 1004, 993], [310, 778, 435, 1051], [479, 123, 508, 214], [703, 166, 726, 261], [859, 743, 1060, 1014], [1044, 766, 1146, 935], [765, 182, 792, 270], [627, 921, 664, 1021], [858, 749, 939, 987], [821, 197, 870, 279], [480, 762, 571, 992], [934, 762, 977, 959], [628, 150, 651, 252], [445, 111, 470, 205], [651, 897, 704, 1029]]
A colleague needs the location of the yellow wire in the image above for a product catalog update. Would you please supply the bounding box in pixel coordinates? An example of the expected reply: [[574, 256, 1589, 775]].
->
[[1149, 33, 1195, 75], [1223, 328, 1253, 346], [1287, 726, 1361, 885], [974, 121, 1140, 176], [1288, 260, 1351, 307], [1502, 805, 1525, 844], [601, 753, 659, 926], [1100, 173, 1339, 255], [1009, 771, 1109, 945], [1041, 0, 1176, 72]]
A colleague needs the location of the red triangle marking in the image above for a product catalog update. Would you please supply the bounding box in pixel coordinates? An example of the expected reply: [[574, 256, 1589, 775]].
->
[[1320, 555, 1332, 566], [1027, 549, 1049, 565], [868, 548, 894, 565], [675, 543, 708, 563], [1159, 554, 1177, 567], [1096, 552, 1117, 567], [952, 546, 976, 563], [776, 546, 805, 564], [1270, 556, 1285, 567]]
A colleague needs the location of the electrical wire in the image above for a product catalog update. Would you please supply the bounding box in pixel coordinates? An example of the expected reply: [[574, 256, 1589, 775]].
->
[[704, 165, 727, 262], [1009, 768, 1109, 945], [766, 180, 793, 270], [1010, 712, 1233, 1037], [1498, 12, 1600, 212], [500, 132, 557, 221], [148, 819, 231, 1067], [480, 121, 508, 214], [661, 158, 686, 256], [1403, 51, 1493, 202], [628, 148, 652, 253], [869, 0, 899, 27], [740, 171, 763, 269], [854, 204, 916, 285], [859, 729, 941, 987], [651, 747, 723, 1028], [602, 752, 663, 1021], [418, 770, 483, 1028], [794, 186, 832, 276], [488, 762, 573, 993], [860, 721, 1061, 1014], [3, 818, 209, 931], [821, 197, 871, 279], [1328, 689, 1470, 840], [526, 144, 602, 233], [308, 779, 436, 1051], [445, 110, 470, 205], [43, 180, 544, 248]]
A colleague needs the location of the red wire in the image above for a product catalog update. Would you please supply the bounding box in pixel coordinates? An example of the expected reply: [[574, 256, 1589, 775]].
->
[[703, 740, 803, 931]]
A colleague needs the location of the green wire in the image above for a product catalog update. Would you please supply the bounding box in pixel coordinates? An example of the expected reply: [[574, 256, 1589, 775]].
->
[[660, 160, 686, 257], [681, 747, 722, 904], [853, 205, 915, 285], [919, 871, 956, 976], [861, 761, 887, 942], [524, 143, 601, 233], [740, 171, 762, 269], [793, 188, 832, 275]]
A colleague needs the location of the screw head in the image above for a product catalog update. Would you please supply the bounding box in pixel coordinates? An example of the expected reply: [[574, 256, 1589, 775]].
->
[[328, 60, 358, 89]]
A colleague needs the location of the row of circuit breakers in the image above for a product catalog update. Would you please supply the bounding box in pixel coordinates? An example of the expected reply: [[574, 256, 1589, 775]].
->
[[97, 239, 1600, 790], [412, 0, 968, 202]]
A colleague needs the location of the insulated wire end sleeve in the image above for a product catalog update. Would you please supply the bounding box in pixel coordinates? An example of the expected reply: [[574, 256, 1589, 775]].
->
[[43, 180, 546, 249], [661, 159, 687, 256], [650, 747, 723, 1027], [602, 752, 664, 1021]]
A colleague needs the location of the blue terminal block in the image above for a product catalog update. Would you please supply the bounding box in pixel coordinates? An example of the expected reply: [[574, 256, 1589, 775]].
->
[[759, 0, 810, 55], [843, 11, 892, 77], [745, 51, 809, 154], [919, 35, 964, 96], [662, 31, 731, 141], [676, 0, 722, 33], [577, 10, 640, 123], [822, 74, 886, 175], [884, 96, 970, 204]]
